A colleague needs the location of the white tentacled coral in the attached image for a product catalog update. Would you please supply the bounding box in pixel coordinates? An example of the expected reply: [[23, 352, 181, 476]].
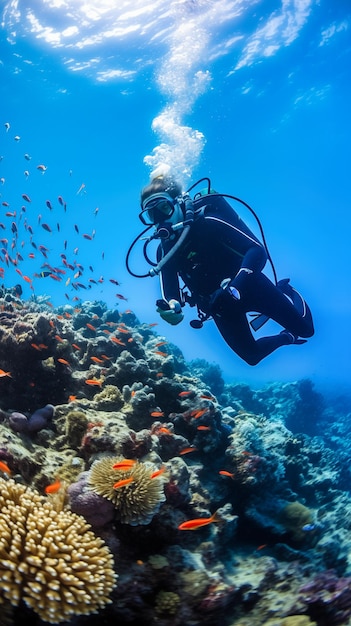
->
[[88, 456, 166, 525]]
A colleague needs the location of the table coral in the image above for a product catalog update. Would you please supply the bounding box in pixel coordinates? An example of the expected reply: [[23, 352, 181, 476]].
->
[[88, 455, 166, 525], [0, 477, 116, 623]]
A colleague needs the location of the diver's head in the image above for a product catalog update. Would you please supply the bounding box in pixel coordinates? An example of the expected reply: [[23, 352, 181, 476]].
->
[[139, 171, 184, 227]]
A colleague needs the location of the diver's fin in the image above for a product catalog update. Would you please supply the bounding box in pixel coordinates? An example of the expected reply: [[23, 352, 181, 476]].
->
[[249, 313, 270, 331]]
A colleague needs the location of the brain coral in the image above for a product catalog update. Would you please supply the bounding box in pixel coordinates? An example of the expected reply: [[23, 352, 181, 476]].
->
[[0, 478, 116, 624], [88, 456, 166, 525]]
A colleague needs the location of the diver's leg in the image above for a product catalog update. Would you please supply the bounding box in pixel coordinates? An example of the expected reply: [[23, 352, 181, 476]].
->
[[213, 304, 294, 366], [242, 273, 314, 338]]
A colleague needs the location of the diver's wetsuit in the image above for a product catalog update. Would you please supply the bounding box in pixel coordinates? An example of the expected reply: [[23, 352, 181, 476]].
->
[[157, 194, 314, 365]]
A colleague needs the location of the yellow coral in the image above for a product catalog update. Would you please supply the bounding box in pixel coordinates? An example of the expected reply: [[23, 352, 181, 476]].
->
[[88, 456, 166, 525], [0, 478, 116, 624], [155, 590, 180, 616], [280, 501, 314, 541], [263, 617, 316, 626]]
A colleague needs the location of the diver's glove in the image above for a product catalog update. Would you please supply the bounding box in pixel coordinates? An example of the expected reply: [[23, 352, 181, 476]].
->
[[156, 299, 184, 326]]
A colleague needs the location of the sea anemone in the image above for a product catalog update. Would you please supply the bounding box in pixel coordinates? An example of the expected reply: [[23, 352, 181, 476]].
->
[[88, 456, 166, 525], [0, 478, 116, 624]]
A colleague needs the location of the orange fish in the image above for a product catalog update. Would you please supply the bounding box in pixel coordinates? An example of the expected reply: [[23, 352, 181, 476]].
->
[[44, 480, 62, 494], [112, 460, 136, 470], [154, 350, 168, 357], [85, 378, 103, 387], [90, 356, 104, 364], [219, 470, 235, 479], [179, 446, 197, 455], [200, 394, 216, 401], [0, 369, 12, 378], [72, 343, 81, 351], [86, 323, 96, 331], [197, 425, 211, 431], [113, 477, 134, 489], [150, 411, 164, 417], [178, 391, 193, 397], [110, 336, 126, 346], [178, 511, 220, 531], [150, 466, 166, 479], [68, 395, 77, 402], [0, 460, 11, 474], [256, 544, 268, 551], [57, 358, 70, 366], [192, 408, 209, 420]]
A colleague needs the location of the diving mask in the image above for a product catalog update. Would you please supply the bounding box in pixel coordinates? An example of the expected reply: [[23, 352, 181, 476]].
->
[[139, 192, 177, 226]]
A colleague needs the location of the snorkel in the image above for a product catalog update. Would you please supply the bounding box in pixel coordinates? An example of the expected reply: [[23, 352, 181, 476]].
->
[[148, 192, 194, 276]]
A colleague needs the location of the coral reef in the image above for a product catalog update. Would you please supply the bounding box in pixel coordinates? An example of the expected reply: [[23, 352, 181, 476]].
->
[[1, 295, 351, 626]]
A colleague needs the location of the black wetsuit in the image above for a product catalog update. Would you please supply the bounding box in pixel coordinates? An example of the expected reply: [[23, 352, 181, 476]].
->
[[157, 194, 314, 365]]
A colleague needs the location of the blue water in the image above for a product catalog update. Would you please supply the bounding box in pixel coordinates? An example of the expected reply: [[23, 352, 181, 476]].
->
[[1, 0, 350, 392]]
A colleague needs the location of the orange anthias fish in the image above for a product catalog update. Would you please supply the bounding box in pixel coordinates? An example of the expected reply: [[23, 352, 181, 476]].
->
[[0, 460, 11, 474], [113, 477, 135, 489], [179, 446, 197, 455], [150, 466, 167, 479], [178, 511, 220, 531], [112, 459, 136, 470], [219, 470, 235, 479], [0, 369, 12, 378], [44, 480, 62, 494], [57, 358, 70, 366], [85, 378, 103, 387], [110, 336, 126, 346], [192, 408, 209, 420]]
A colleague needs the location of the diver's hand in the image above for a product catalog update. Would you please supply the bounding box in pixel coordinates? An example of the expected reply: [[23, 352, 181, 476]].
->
[[156, 299, 184, 325]]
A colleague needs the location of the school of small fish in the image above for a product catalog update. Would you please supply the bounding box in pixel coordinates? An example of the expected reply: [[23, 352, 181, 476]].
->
[[0, 121, 125, 302]]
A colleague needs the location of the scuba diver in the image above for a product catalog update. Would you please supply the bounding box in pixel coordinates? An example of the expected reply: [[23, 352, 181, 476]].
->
[[126, 170, 314, 365]]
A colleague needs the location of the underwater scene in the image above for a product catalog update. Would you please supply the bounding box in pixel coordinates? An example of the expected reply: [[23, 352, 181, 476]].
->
[[1, 1, 351, 625]]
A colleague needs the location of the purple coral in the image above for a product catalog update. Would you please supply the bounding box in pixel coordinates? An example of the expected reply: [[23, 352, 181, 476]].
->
[[67, 472, 115, 527], [299, 569, 351, 624], [9, 404, 54, 434]]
